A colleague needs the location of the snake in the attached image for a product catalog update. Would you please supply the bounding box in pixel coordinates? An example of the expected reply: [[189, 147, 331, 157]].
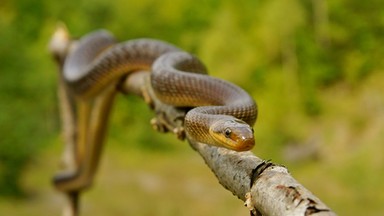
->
[[63, 30, 258, 151]]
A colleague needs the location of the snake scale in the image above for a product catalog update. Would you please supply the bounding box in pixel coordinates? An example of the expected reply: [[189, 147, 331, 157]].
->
[[64, 30, 257, 151]]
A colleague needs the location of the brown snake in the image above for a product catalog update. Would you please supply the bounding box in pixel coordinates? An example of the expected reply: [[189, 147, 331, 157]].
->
[[64, 30, 257, 151]]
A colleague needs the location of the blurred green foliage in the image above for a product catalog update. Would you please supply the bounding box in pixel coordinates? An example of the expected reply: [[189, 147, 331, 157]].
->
[[0, 0, 384, 214]]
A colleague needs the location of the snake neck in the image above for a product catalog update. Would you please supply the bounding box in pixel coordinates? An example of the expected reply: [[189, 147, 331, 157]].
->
[[184, 110, 218, 145]]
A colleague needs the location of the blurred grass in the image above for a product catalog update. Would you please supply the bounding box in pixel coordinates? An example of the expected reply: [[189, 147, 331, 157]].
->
[[1, 0, 384, 215]]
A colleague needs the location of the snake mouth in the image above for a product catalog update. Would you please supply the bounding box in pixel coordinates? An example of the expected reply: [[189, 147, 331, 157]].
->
[[232, 136, 255, 151], [209, 118, 255, 151]]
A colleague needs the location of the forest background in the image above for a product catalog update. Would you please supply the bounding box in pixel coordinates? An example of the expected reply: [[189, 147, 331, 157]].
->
[[0, 0, 383, 215]]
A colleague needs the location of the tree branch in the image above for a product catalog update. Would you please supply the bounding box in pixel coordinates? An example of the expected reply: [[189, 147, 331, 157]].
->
[[190, 141, 336, 216], [125, 74, 337, 216]]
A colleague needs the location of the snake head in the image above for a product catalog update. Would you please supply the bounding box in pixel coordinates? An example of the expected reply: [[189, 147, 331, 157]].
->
[[209, 118, 255, 151]]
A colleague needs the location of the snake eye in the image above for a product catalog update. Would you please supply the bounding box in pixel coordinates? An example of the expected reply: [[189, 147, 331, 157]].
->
[[224, 128, 232, 138]]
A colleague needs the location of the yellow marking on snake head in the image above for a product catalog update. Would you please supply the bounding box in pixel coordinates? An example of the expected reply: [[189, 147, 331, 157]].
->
[[209, 118, 255, 151]]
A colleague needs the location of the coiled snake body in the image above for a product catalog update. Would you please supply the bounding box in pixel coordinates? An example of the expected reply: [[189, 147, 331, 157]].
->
[[64, 30, 257, 151]]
